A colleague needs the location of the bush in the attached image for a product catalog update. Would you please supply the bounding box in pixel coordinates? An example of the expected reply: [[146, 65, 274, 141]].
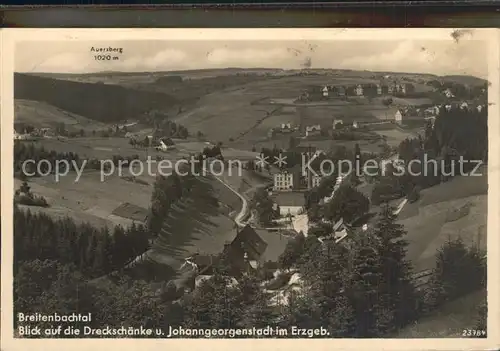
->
[[425, 237, 486, 308], [445, 204, 470, 223]]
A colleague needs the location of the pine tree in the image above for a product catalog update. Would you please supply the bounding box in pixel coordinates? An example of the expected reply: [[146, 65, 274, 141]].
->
[[371, 203, 418, 329], [237, 274, 276, 330], [298, 240, 356, 336], [324, 184, 370, 223], [349, 240, 384, 337], [184, 271, 242, 330]]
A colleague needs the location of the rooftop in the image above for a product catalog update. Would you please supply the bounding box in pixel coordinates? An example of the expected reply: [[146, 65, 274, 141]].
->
[[255, 229, 291, 263], [111, 202, 149, 222], [271, 191, 306, 207], [231, 224, 269, 261]]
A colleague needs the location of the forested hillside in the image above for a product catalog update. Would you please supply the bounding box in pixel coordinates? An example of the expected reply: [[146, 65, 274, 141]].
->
[[14, 73, 178, 123]]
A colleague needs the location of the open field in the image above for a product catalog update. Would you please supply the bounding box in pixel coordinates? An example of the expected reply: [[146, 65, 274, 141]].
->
[[15, 99, 110, 132], [171, 87, 281, 144], [375, 128, 421, 147], [303, 138, 385, 154], [14, 171, 153, 229], [379, 96, 434, 106], [170, 75, 410, 145], [31, 137, 258, 163], [36, 137, 170, 160], [398, 170, 488, 272], [299, 104, 385, 126]]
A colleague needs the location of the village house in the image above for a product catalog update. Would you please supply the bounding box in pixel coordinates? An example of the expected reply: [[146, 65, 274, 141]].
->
[[477, 105, 484, 113], [395, 83, 402, 94], [271, 192, 306, 217], [185, 225, 290, 282], [36, 127, 52, 137], [228, 225, 290, 272], [228, 225, 269, 268], [427, 105, 441, 116], [355, 84, 364, 96], [111, 202, 149, 223], [322, 86, 329, 97], [394, 109, 408, 124], [443, 88, 455, 98], [395, 107, 422, 124], [305, 125, 321, 137], [345, 85, 356, 96], [388, 84, 395, 95], [400, 83, 415, 95], [352, 121, 359, 129], [376, 83, 383, 95], [460, 101, 469, 110], [13, 131, 34, 141], [333, 119, 344, 129]]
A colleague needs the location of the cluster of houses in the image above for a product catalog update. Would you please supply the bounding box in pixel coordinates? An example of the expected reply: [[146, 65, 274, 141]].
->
[[14, 127, 53, 140], [268, 123, 297, 138], [272, 149, 325, 192], [395, 102, 486, 125], [270, 120, 360, 140], [168, 224, 291, 294], [297, 81, 416, 101]]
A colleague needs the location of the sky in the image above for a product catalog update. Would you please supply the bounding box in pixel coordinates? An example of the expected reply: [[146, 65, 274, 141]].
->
[[15, 39, 488, 78]]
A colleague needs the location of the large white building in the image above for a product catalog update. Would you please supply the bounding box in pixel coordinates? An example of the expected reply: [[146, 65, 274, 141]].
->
[[273, 172, 295, 191]]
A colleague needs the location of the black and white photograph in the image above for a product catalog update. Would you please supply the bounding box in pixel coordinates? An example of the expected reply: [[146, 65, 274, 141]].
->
[[1, 29, 497, 346]]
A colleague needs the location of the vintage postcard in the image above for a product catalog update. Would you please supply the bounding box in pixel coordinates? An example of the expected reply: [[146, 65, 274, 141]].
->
[[1, 28, 499, 350]]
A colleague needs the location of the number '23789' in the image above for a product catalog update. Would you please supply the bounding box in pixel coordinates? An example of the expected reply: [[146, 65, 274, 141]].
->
[[462, 329, 486, 337]]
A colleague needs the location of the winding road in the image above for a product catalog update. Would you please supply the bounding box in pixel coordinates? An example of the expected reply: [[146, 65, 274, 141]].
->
[[212, 174, 249, 228]]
